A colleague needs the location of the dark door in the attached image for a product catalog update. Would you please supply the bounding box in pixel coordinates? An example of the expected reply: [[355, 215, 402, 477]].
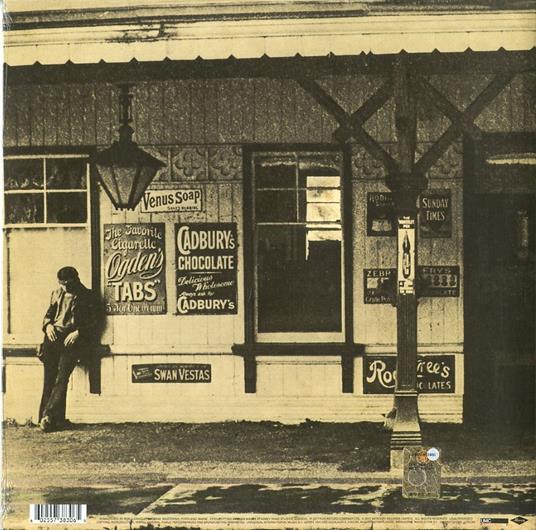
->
[[465, 139, 536, 429]]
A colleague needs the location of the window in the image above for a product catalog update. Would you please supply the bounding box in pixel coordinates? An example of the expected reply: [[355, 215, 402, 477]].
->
[[3, 154, 92, 344], [252, 150, 345, 342], [4, 156, 89, 226]]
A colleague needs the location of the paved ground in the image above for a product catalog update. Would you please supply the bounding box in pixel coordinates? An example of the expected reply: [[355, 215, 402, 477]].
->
[[2, 422, 535, 529]]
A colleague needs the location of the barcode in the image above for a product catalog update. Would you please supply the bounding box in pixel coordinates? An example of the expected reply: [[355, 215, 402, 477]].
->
[[29, 503, 87, 523]]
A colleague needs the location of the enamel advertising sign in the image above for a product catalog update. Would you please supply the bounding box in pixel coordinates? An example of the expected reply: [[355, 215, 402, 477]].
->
[[398, 217, 416, 295], [140, 188, 203, 213], [132, 364, 212, 383], [363, 268, 396, 304], [367, 192, 396, 236], [363, 355, 455, 394], [175, 223, 238, 315], [420, 190, 452, 238], [103, 223, 167, 315]]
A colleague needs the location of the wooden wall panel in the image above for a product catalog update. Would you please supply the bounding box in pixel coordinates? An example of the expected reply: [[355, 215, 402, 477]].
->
[[5, 73, 536, 151], [42, 85, 59, 146], [4, 72, 534, 356], [190, 80, 206, 144], [94, 83, 112, 146], [55, 87, 71, 145], [204, 80, 219, 144], [14, 88, 31, 146], [29, 85, 45, 146], [3, 88, 18, 147]]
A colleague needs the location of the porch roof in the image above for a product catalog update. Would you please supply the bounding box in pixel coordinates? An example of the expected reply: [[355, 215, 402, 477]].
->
[[3, 2, 536, 67]]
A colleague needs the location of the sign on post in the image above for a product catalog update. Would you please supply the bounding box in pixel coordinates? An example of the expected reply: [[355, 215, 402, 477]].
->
[[397, 217, 415, 295]]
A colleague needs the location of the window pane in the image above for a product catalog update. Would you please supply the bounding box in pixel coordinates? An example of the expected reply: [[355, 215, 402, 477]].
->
[[46, 158, 87, 189], [254, 156, 295, 188], [257, 225, 341, 332], [5, 228, 91, 342], [4, 159, 43, 190], [5, 194, 44, 224], [298, 153, 341, 173], [46, 192, 87, 223], [306, 188, 341, 203], [306, 176, 340, 189], [306, 203, 341, 223], [256, 190, 296, 222]]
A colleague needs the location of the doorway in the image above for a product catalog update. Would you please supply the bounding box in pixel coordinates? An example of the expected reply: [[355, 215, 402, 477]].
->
[[464, 135, 535, 429]]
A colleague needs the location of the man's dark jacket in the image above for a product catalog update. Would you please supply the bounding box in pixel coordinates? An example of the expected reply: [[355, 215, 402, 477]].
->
[[41, 283, 99, 362]]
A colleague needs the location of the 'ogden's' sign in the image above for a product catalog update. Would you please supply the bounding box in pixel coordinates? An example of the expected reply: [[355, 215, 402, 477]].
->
[[103, 223, 166, 315], [175, 223, 238, 315]]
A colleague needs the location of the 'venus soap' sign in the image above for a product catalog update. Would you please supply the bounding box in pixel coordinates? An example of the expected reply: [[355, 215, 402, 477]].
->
[[103, 223, 166, 315], [175, 223, 238, 315], [140, 188, 202, 213], [363, 355, 455, 394]]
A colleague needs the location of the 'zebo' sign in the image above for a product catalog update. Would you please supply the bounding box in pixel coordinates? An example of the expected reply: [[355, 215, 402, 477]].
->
[[141, 188, 202, 213], [363, 355, 455, 394]]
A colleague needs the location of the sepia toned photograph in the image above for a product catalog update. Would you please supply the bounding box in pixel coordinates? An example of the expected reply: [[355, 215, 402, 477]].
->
[[1, 1, 535, 529]]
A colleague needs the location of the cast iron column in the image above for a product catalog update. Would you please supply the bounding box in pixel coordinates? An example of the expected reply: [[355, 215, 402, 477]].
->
[[387, 56, 426, 469]]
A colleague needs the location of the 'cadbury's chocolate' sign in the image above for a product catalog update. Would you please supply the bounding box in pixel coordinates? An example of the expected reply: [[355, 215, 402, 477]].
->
[[175, 223, 238, 315]]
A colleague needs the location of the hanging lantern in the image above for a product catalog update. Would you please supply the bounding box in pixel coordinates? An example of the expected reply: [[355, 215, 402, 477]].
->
[[93, 84, 165, 210]]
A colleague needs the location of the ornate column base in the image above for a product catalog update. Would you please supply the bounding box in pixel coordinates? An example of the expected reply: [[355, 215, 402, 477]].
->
[[390, 390, 422, 470]]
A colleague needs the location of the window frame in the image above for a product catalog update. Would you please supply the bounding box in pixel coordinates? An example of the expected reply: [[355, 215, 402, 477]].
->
[[244, 144, 354, 345], [3, 147, 101, 344], [4, 153, 91, 228]]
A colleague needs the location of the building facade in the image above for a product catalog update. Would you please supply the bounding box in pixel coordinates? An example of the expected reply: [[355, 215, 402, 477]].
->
[[3, 1, 535, 428]]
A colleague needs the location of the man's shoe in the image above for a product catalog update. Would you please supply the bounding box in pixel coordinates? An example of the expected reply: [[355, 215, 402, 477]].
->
[[57, 419, 74, 430], [40, 416, 53, 432]]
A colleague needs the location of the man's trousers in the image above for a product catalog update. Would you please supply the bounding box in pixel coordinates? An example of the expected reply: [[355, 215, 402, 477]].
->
[[38, 338, 78, 424]]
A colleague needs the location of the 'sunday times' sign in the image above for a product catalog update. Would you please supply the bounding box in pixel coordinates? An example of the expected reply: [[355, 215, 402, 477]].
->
[[420, 190, 452, 238], [364, 355, 455, 394], [103, 223, 166, 315], [175, 223, 238, 315], [132, 364, 211, 383], [140, 188, 202, 213]]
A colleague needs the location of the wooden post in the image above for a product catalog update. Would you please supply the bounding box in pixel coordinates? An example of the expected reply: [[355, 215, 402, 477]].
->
[[387, 55, 426, 469]]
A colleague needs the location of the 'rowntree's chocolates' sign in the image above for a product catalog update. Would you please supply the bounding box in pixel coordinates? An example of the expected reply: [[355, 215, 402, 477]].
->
[[364, 355, 455, 394], [103, 223, 166, 315], [175, 223, 238, 315], [420, 190, 452, 238], [132, 364, 211, 383], [367, 192, 396, 236]]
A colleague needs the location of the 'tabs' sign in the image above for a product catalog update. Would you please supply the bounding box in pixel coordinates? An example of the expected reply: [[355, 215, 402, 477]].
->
[[103, 223, 166, 315], [175, 223, 238, 315]]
